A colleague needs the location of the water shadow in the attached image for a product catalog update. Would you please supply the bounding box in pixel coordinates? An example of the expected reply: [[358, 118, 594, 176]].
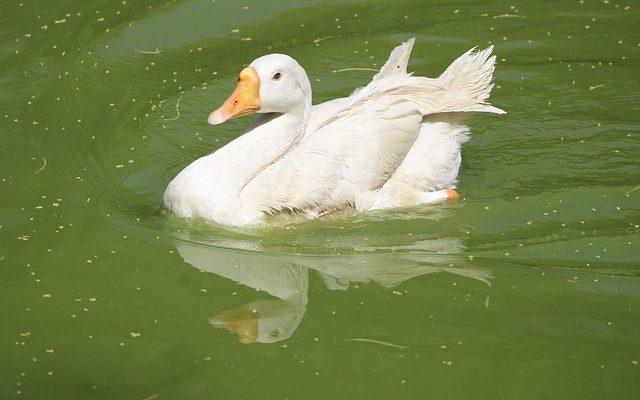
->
[[171, 228, 490, 344]]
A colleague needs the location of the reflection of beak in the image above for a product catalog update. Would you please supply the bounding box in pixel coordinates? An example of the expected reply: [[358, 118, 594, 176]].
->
[[208, 67, 262, 125], [210, 309, 259, 344]]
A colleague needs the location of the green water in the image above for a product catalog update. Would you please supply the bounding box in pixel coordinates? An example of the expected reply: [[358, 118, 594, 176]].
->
[[2, 0, 639, 398]]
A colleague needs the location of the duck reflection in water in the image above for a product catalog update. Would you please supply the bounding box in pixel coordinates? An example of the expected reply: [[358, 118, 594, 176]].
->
[[173, 232, 490, 344]]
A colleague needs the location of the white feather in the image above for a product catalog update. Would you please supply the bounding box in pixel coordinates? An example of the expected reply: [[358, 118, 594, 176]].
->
[[163, 40, 505, 226]]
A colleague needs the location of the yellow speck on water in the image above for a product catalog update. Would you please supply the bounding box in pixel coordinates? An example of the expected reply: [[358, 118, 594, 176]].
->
[[129, 332, 141, 338]]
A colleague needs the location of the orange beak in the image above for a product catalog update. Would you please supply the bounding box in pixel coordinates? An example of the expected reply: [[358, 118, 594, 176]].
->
[[210, 309, 259, 344], [208, 67, 262, 125]]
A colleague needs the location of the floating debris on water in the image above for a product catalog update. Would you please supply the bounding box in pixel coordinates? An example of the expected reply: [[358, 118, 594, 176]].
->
[[161, 96, 182, 121], [34, 158, 47, 174], [333, 67, 379, 73], [346, 338, 409, 349], [134, 49, 162, 55]]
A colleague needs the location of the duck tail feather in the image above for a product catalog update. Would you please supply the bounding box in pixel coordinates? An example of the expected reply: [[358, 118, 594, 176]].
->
[[434, 46, 506, 114]]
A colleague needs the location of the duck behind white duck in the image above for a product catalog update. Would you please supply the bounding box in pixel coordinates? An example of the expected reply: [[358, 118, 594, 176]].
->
[[162, 39, 505, 226]]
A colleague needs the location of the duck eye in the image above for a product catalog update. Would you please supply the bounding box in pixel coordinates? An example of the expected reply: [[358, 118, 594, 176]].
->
[[272, 72, 282, 81]]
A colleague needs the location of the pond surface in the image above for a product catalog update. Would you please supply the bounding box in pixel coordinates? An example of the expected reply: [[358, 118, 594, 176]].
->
[[1, 0, 639, 399]]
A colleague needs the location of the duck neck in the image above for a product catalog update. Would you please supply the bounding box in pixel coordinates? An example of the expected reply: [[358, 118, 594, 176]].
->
[[217, 101, 311, 194]]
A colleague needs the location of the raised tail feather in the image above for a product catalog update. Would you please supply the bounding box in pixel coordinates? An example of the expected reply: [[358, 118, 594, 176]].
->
[[433, 46, 506, 115], [350, 45, 505, 117], [314, 43, 505, 131]]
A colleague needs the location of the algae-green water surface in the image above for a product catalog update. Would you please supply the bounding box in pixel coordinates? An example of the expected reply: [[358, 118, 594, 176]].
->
[[1, 0, 639, 399]]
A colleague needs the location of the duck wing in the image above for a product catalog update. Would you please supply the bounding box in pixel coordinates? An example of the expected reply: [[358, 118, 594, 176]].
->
[[239, 101, 422, 215], [371, 37, 415, 80], [306, 38, 416, 135]]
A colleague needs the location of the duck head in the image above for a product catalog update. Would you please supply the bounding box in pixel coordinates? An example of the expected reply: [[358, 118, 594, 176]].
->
[[208, 54, 312, 125]]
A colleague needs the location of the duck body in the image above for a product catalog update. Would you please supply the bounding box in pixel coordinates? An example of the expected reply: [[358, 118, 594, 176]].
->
[[163, 39, 505, 226]]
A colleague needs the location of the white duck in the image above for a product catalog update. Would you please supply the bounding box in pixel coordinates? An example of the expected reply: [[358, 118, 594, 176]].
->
[[163, 39, 505, 226]]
